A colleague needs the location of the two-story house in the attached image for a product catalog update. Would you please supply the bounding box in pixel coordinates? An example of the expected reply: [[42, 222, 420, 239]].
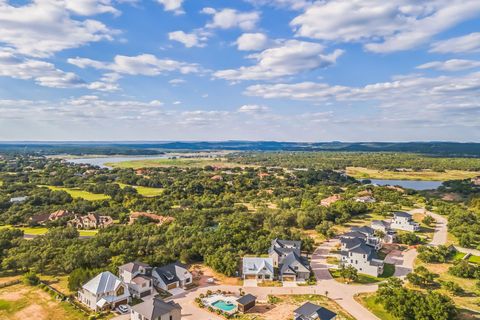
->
[[390, 211, 420, 232], [371, 220, 395, 243], [118, 261, 153, 298], [268, 238, 301, 267], [68, 213, 114, 229], [268, 239, 310, 282], [78, 271, 130, 311], [343, 226, 382, 250], [293, 302, 337, 320], [242, 257, 274, 282], [340, 237, 384, 277], [130, 297, 181, 320], [152, 262, 192, 293]]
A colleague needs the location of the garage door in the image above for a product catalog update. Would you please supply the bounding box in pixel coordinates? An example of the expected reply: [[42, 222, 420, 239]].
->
[[167, 282, 178, 290], [282, 276, 295, 282], [140, 290, 151, 298], [245, 275, 256, 280]]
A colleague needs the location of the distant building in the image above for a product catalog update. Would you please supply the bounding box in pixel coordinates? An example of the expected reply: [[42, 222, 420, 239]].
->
[[78, 271, 130, 311], [9, 196, 28, 203], [471, 176, 480, 186], [320, 194, 341, 207], [242, 257, 274, 282], [118, 261, 153, 298], [30, 209, 74, 225], [130, 297, 181, 320], [390, 211, 420, 232], [293, 302, 337, 320], [354, 196, 376, 203], [68, 213, 113, 229], [128, 212, 174, 226]]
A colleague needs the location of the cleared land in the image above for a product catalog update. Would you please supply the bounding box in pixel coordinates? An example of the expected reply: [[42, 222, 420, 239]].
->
[[0, 283, 87, 320], [117, 183, 164, 197], [106, 158, 249, 169], [41, 186, 110, 201], [329, 263, 395, 284], [346, 167, 480, 181], [0, 226, 98, 237]]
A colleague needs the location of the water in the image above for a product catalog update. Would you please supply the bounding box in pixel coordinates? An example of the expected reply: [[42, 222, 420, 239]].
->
[[67, 155, 167, 168], [212, 300, 236, 312], [370, 179, 443, 190]]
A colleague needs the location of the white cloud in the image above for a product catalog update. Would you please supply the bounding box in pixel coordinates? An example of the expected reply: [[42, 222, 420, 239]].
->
[[238, 104, 269, 114], [0, 0, 118, 58], [245, 0, 312, 10], [157, 0, 184, 14], [291, 0, 480, 53], [68, 54, 202, 76], [203, 8, 260, 31], [215, 40, 343, 81], [236, 33, 269, 51], [180, 110, 230, 126], [430, 32, 480, 54], [168, 30, 208, 48], [169, 78, 186, 85], [416, 59, 480, 72]]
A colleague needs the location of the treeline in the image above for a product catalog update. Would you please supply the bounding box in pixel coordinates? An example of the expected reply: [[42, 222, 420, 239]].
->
[[229, 152, 480, 171]]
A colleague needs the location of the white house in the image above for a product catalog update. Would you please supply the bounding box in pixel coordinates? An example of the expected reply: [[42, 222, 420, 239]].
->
[[355, 196, 376, 203], [278, 252, 310, 282], [242, 257, 274, 282], [152, 262, 192, 292], [391, 211, 420, 232], [340, 238, 384, 277], [343, 226, 382, 250], [78, 271, 130, 311], [130, 297, 181, 320], [118, 261, 153, 298], [371, 220, 395, 243], [268, 238, 302, 268]]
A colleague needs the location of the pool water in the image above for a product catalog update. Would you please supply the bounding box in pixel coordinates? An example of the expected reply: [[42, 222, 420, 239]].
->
[[212, 300, 236, 312]]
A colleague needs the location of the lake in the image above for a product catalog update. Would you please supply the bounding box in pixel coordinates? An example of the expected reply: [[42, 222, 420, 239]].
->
[[370, 179, 443, 190], [67, 155, 168, 168]]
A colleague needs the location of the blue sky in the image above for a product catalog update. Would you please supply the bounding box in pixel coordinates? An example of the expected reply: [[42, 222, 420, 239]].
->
[[0, 0, 479, 141]]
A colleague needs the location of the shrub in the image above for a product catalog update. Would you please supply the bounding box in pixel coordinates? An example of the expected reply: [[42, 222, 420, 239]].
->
[[448, 260, 480, 278], [22, 271, 40, 286], [396, 232, 422, 245]]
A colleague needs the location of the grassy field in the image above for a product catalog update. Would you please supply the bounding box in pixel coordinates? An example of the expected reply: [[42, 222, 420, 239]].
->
[[346, 167, 480, 181], [117, 183, 164, 197], [0, 225, 98, 237], [41, 186, 110, 201], [106, 157, 249, 169], [355, 293, 396, 320], [0, 283, 87, 320], [329, 263, 395, 284]]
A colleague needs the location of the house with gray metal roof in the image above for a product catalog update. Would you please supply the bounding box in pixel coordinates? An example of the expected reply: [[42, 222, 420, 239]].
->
[[152, 262, 192, 293], [242, 257, 274, 282], [78, 271, 130, 311], [293, 302, 337, 320], [130, 297, 181, 320], [340, 236, 384, 277], [391, 211, 420, 232]]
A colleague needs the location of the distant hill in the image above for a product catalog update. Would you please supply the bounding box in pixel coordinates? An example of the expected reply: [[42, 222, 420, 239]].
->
[[0, 141, 479, 157]]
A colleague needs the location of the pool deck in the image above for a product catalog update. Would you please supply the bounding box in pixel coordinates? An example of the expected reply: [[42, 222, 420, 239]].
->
[[202, 294, 239, 314]]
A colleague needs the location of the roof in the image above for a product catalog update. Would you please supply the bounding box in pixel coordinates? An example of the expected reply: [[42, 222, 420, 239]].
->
[[280, 252, 310, 275], [272, 238, 302, 249], [131, 275, 151, 285], [350, 243, 373, 256], [132, 298, 181, 318], [351, 226, 375, 235], [153, 262, 189, 285], [82, 271, 124, 295], [237, 294, 256, 305], [242, 257, 274, 275], [340, 237, 365, 250], [341, 231, 367, 240], [294, 302, 337, 320], [372, 220, 389, 227], [394, 211, 412, 218], [119, 261, 150, 273]]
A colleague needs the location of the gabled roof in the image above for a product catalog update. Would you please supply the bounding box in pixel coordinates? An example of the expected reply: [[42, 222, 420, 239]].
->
[[237, 294, 256, 306], [351, 226, 375, 235], [119, 261, 150, 273], [153, 262, 189, 285], [394, 211, 412, 218], [341, 231, 367, 240], [340, 237, 365, 249], [82, 271, 124, 295], [372, 220, 389, 227], [269, 238, 302, 257], [242, 257, 274, 275], [132, 298, 181, 319], [279, 252, 310, 275], [294, 302, 337, 320], [350, 243, 373, 256]]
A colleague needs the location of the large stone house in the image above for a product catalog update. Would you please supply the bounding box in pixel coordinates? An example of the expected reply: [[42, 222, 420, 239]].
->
[[78, 271, 130, 311], [68, 213, 114, 229], [242, 257, 274, 282], [118, 261, 153, 298], [130, 298, 181, 320], [268, 239, 310, 282], [293, 302, 337, 320], [152, 262, 192, 292], [340, 237, 384, 277], [30, 209, 74, 225], [390, 211, 420, 232]]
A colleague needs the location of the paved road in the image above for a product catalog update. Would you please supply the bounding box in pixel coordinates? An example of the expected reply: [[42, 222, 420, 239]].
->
[[168, 208, 448, 320]]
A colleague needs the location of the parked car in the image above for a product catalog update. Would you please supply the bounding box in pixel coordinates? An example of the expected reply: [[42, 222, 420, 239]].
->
[[118, 304, 129, 314]]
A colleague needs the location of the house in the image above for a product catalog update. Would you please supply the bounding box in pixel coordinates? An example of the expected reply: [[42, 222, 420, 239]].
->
[[293, 302, 337, 320], [130, 297, 181, 320], [152, 262, 192, 292], [242, 257, 274, 282], [340, 237, 384, 277], [236, 294, 256, 313], [279, 252, 310, 282], [118, 262, 153, 298], [268, 238, 301, 267], [471, 176, 480, 186], [210, 175, 223, 181], [31, 209, 74, 225], [68, 213, 114, 229], [128, 212, 174, 226], [355, 196, 376, 203], [9, 196, 28, 203], [320, 194, 341, 207], [391, 211, 420, 232], [348, 226, 382, 250], [78, 271, 130, 311], [371, 220, 395, 243]]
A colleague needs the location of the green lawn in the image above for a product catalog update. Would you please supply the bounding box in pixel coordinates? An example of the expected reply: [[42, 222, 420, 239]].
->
[[329, 263, 395, 284], [453, 251, 466, 261], [117, 183, 164, 197], [468, 255, 480, 264], [41, 186, 110, 201], [0, 225, 98, 237], [355, 293, 397, 320]]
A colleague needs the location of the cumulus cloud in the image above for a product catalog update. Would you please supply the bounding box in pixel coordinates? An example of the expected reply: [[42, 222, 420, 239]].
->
[[238, 104, 269, 114], [291, 0, 480, 53], [245, 0, 312, 10], [416, 59, 480, 72], [236, 33, 269, 51], [0, 0, 118, 58], [157, 0, 184, 14], [203, 8, 260, 31], [68, 54, 202, 76], [215, 40, 343, 81], [430, 32, 480, 54], [168, 30, 209, 48]]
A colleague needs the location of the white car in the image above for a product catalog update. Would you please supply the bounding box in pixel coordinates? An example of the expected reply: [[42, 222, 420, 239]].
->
[[118, 304, 129, 314]]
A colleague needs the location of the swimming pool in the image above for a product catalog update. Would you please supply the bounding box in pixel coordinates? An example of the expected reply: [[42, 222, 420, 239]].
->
[[212, 300, 236, 312]]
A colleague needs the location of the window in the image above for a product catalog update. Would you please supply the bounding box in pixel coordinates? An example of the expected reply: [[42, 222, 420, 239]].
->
[[170, 316, 173, 320]]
